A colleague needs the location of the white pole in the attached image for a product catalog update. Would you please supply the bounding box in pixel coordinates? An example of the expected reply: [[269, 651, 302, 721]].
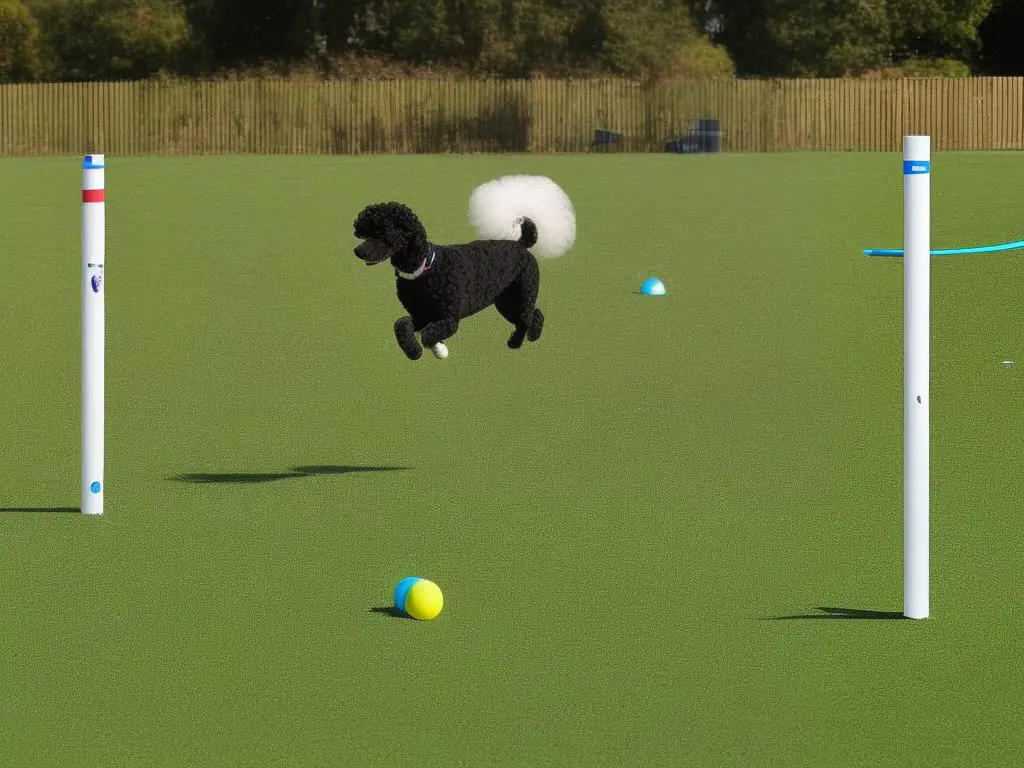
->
[[82, 154, 105, 516], [903, 136, 929, 619]]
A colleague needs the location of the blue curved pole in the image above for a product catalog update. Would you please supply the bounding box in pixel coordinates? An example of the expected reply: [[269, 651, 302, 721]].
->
[[864, 239, 1024, 257]]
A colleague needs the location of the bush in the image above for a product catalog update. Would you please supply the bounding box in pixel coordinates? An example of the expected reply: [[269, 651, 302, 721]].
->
[[659, 37, 736, 81], [862, 57, 973, 78], [601, 0, 696, 77], [900, 57, 972, 77], [99, 0, 190, 77]]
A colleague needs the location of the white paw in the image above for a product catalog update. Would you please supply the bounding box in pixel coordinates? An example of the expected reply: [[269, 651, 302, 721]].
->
[[431, 342, 449, 359]]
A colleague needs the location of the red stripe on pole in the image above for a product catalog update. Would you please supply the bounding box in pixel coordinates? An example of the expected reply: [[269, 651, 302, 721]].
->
[[82, 189, 105, 203]]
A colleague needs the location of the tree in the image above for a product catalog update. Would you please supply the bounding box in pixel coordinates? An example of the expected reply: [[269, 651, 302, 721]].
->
[[976, 0, 1023, 73], [319, 0, 359, 56], [767, 0, 890, 76], [601, 0, 699, 75], [704, 0, 993, 77], [0, 0, 41, 81], [181, 0, 317, 70], [698, 0, 779, 75], [324, 0, 576, 76], [28, 0, 189, 80], [889, 0, 993, 64], [560, 0, 732, 78], [705, 0, 891, 76]]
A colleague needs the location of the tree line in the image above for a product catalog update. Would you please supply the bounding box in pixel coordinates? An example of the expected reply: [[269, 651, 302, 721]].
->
[[1, 0, 1023, 83]]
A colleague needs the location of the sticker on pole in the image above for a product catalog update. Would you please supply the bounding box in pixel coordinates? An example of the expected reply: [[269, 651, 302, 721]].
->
[[903, 161, 930, 175], [88, 263, 103, 293]]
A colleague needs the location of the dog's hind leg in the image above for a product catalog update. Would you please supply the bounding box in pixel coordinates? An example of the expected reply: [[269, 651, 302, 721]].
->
[[496, 261, 541, 349], [495, 293, 531, 349], [526, 308, 544, 342], [394, 316, 423, 360]]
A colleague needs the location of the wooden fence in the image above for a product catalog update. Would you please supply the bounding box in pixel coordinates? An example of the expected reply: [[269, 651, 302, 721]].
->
[[1, 77, 1023, 156]]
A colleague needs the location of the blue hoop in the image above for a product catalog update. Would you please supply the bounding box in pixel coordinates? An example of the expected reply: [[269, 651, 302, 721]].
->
[[864, 239, 1024, 257]]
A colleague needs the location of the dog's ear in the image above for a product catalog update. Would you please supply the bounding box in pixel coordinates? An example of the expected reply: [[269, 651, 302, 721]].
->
[[353, 204, 385, 239], [390, 204, 427, 246], [402, 219, 427, 250]]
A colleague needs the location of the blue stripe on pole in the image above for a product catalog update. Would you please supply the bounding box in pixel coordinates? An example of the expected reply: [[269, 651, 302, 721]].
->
[[903, 160, 930, 175], [82, 155, 104, 169]]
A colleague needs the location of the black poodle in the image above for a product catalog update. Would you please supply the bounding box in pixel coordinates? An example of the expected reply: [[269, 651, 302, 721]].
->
[[353, 202, 544, 360]]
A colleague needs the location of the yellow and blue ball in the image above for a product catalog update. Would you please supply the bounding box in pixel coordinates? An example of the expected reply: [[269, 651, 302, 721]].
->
[[394, 577, 444, 620]]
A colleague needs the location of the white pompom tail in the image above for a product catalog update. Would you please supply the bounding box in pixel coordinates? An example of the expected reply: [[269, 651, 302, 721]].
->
[[468, 175, 576, 259]]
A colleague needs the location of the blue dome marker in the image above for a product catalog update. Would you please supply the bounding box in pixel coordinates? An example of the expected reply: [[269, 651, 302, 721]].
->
[[639, 277, 666, 296]]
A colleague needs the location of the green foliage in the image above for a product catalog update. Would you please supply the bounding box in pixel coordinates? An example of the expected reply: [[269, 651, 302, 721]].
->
[[601, 0, 699, 76], [0, 0, 1015, 80], [899, 56, 972, 76], [178, 0, 316, 72], [28, 0, 189, 80], [0, 0, 41, 81], [100, 0, 189, 76], [708, 0, 995, 77], [511, 0, 576, 75], [889, 0, 994, 62], [767, 0, 891, 76], [711, 0, 893, 76], [659, 36, 735, 80], [338, 0, 578, 76]]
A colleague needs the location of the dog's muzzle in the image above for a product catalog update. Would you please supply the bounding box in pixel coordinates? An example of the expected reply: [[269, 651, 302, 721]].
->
[[355, 239, 390, 266]]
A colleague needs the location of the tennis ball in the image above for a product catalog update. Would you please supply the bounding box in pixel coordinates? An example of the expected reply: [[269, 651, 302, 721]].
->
[[394, 577, 444, 620]]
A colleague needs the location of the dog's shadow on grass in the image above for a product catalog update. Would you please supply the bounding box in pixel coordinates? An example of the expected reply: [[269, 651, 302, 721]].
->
[[0, 506, 80, 514], [171, 465, 411, 484], [370, 606, 414, 620], [764, 606, 906, 621]]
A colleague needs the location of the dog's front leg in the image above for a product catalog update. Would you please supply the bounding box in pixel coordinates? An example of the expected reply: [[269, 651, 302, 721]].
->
[[394, 316, 423, 360], [420, 317, 459, 360]]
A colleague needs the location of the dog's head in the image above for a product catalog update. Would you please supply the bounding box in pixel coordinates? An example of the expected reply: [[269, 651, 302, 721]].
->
[[353, 202, 428, 273]]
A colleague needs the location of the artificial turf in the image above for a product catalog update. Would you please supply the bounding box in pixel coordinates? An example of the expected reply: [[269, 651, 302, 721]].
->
[[2, 151, 1023, 766]]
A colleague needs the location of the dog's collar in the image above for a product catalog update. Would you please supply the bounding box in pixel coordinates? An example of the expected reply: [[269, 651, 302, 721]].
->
[[396, 247, 437, 280]]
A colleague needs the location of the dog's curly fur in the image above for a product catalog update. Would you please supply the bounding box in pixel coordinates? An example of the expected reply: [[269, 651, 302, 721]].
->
[[353, 201, 545, 359]]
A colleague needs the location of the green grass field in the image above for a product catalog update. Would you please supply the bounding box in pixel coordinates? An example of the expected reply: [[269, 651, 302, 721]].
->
[[2, 151, 1023, 766]]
